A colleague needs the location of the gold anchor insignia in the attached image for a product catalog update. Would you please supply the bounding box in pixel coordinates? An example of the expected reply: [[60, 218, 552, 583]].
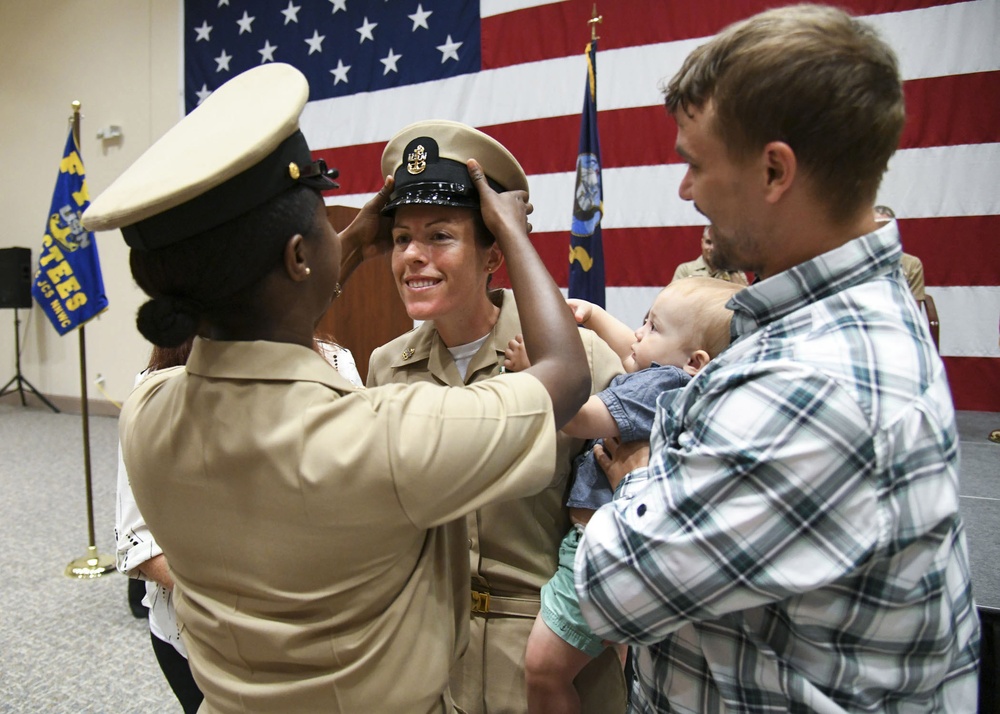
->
[[407, 145, 427, 174], [568, 245, 594, 272], [288, 162, 301, 180], [401, 347, 415, 360]]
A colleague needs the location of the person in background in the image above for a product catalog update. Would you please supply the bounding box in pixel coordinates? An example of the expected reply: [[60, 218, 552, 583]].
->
[[85, 63, 593, 713], [576, 6, 980, 711], [874, 204, 925, 300], [116, 338, 202, 713], [671, 225, 748, 286], [368, 120, 628, 714], [127, 573, 148, 619], [503, 278, 742, 714], [312, 335, 363, 386]]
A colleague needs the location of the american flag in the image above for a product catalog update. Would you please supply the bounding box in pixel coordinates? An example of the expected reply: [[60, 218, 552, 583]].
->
[[184, 0, 1000, 411]]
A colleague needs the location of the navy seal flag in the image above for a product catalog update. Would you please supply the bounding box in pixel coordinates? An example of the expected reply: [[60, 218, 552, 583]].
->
[[31, 130, 108, 335], [568, 39, 606, 308]]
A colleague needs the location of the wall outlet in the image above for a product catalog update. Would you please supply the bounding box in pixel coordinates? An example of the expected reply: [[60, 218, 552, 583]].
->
[[95, 373, 105, 387]]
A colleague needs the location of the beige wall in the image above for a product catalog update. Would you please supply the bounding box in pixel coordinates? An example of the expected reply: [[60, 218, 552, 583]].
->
[[0, 1, 182, 410]]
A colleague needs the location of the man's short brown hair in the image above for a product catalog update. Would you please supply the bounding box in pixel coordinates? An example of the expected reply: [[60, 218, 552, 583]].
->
[[664, 4, 905, 221]]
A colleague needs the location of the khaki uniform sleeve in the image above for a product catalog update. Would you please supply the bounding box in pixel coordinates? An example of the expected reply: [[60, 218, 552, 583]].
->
[[359, 373, 557, 529], [581, 328, 626, 393], [902, 253, 926, 301], [366, 344, 389, 387]]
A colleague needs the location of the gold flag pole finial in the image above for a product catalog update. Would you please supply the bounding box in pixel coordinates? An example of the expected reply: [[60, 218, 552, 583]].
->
[[588, 4, 602, 41], [70, 101, 81, 145]]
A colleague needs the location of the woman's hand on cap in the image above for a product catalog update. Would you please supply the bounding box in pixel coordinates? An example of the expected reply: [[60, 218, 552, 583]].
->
[[337, 176, 394, 284], [467, 159, 532, 241], [350, 175, 395, 258]]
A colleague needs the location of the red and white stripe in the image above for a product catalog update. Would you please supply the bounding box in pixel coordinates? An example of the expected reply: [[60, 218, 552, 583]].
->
[[302, 0, 1000, 411]]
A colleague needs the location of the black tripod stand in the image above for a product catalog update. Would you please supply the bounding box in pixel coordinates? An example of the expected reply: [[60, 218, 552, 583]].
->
[[0, 307, 60, 413]]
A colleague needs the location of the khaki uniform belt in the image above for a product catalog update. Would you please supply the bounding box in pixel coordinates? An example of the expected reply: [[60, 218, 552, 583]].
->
[[471, 589, 540, 618]]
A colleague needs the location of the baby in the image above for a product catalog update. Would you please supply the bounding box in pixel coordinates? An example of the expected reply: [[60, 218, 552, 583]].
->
[[505, 277, 743, 713]]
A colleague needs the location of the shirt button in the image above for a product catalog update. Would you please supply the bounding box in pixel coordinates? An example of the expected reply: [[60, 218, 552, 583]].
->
[[468, 539, 474, 549], [637, 504, 647, 517]]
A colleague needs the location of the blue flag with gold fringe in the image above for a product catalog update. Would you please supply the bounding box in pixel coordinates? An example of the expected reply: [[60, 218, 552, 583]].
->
[[31, 130, 108, 335], [568, 40, 605, 308]]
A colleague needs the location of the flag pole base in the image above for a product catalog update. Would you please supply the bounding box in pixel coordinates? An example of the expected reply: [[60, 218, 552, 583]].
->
[[64, 545, 116, 579]]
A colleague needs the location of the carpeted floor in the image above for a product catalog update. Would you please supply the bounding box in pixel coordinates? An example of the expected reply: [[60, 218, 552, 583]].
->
[[953, 410, 1000, 613], [0, 401, 997, 712], [0, 402, 176, 713]]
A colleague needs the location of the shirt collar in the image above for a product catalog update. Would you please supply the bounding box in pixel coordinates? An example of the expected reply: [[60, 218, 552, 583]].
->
[[386, 288, 517, 376], [392, 289, 521, 362], [185, 336, 360, 392], [728, 220, 902, 340]]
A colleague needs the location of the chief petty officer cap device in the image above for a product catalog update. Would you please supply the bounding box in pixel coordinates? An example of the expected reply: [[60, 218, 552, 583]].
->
[[380, 119, 529, 215], [82, 63, 338, 250]]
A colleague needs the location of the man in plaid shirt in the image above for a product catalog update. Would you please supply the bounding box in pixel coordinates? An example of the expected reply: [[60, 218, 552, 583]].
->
[[575, 5, 981, 712]]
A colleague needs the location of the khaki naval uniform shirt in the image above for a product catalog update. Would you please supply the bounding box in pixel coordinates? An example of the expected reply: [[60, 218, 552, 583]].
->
[[671, 255, 749, 286], [120, 337, 559, 714], [368, 289, 627, 714], [901, 252, 926, 301]]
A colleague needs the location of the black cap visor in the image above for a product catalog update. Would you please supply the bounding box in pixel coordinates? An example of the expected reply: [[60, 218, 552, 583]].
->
[[382, 157, 504, 216]]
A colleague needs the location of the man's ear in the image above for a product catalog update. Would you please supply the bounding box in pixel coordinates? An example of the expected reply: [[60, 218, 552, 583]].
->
[[284, 234, 309, 281], [684, 349, 712, 376], [761, 141, 796, 204]]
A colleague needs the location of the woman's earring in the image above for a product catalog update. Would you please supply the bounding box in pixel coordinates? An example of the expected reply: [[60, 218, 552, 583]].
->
[[304, 267, 312, 276]]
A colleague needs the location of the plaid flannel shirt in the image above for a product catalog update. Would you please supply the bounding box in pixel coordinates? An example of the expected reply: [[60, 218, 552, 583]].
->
[[576, 222, 980, 713]]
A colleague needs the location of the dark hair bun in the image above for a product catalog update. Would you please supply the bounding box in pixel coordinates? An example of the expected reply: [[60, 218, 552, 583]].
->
[[136, 297, 199, 348]]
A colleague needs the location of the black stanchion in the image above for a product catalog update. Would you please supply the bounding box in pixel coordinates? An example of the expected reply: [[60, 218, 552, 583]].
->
[[0, 305, 60, 413]]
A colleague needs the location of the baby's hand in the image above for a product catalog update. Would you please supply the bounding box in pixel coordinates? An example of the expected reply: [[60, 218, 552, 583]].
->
[[503, 334, 531, 372], [566, 298, 593, 326]]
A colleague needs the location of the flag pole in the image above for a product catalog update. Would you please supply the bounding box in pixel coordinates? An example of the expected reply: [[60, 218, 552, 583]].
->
[[568, 4, 607, 307], [64, 100, 114, 579], [589, 3, 602, 41]]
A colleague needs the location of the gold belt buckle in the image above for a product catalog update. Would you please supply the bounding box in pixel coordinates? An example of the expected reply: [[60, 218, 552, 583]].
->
[[471, 590, 490, 614]]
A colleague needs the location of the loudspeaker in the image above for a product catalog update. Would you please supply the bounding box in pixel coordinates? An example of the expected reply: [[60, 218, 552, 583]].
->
[[0, 247, 32, 309]]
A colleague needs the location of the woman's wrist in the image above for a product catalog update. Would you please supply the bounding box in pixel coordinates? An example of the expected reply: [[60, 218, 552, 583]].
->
[[339, 243, 364, 284]]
